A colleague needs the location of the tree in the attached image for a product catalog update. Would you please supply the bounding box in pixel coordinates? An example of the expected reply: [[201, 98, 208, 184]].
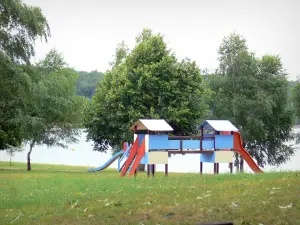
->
[[109, 41, 129, 68], [292, 76, 300, 143], [293, 77, 300, 119], [0, 52, 24, 150], [207, 33, 295, 168], [23, 50, 86, 171], [76, 70, 104, 98], [0, 0, 50, 64], [85, 29, 209, 154], [0, 0, 50, 151], [6, 145, 24, 166]]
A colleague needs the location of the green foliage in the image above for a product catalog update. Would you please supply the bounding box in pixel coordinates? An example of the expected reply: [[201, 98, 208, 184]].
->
[[5, 145, 24, 166], [76, 70, 104, 98], [85, 29, 210, 152], [24, 50, 85, 149], [292, 77, 300, 143], [109, 41, 129, 68], [0, 47, 86, 170], [0, 52, 30, 150], [36, 49, 66, 73], [0, 0, 51, 150], [207, 33, 295, 167], [292, 77, 300, 119], [0, 0, 50, 64]]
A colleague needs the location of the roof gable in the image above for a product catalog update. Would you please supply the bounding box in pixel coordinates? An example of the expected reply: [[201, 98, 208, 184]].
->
[[130, 119, 173, 131], [201, 120, 238, 132]]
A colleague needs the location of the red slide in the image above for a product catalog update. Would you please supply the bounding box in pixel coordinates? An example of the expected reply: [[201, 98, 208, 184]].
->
[[233, 131, 263, 173], [128, 139, 146, 177], [120, 138, 139, 177]]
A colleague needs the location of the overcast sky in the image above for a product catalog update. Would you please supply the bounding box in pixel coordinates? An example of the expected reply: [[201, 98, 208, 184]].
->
[[25, 0, 299, 80]]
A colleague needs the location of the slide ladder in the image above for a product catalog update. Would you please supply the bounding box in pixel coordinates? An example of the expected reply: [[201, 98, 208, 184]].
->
[[118, 143, 132, 172], [233, 131, 263, 173], [120, 138, 139, 177], [128, 139, 146, 177]]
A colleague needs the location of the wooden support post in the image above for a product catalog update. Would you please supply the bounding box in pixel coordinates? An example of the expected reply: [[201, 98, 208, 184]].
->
[[152, 164, 155, 177], [200, 162, 203, 174], [216, 163, 219, 174], [165, 164, 168, 176], [147, 165, 150, 177], [134, 169, 137, 177], [240, 157, 244, 172], [200, 127, 203, 151], [180, 139, 183, 153], [229, 163, 233, 174]]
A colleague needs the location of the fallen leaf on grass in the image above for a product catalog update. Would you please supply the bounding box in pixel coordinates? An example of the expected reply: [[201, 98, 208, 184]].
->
[[71, 200, 80, 208], [203, 194, 211, 198], [84, 208, 88, 212], [143, 202, 152, 205], [272, 187, 281, 190], [279, 203, 292, 210], [231, 202, 239, 207], [10, 213, 23, 224]]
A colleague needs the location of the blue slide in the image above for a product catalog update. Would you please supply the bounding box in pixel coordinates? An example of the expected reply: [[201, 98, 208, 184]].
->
[[88, 151, 124, 172]]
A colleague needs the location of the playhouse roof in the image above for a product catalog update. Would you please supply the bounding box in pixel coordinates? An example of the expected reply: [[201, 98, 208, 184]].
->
[[200, 120, 238, 132], [130, 119, 173, 131]]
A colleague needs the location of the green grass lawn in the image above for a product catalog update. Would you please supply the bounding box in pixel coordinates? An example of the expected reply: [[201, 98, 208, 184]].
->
[[1, 161, 300, 225]]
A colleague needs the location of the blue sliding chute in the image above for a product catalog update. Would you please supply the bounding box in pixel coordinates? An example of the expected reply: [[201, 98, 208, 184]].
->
[[88, 151, 124, 172]]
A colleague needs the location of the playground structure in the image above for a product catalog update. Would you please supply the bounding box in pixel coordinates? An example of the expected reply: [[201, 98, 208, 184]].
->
[[88, 119, 263, 176]]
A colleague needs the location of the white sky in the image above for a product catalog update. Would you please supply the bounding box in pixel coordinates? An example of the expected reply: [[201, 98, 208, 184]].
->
[[25, 0, 300, 80]]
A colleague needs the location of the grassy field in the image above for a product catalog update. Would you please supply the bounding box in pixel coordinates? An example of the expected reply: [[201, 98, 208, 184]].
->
[[0, 161, 300, 225]]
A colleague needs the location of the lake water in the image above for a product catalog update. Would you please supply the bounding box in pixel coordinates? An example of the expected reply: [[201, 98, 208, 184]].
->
[[1, 129, 300, 173]]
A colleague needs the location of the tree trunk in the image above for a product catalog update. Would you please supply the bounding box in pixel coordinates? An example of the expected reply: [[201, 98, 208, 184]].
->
[[27, 140, 35, 171], [9, 155, 12, 166]]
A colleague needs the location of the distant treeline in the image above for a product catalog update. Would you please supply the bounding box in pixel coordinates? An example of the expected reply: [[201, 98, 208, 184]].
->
[[76, 70, 104, 99], [78, 72, 300, 125]]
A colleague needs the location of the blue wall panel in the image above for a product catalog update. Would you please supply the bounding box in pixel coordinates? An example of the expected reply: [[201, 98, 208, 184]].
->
[[167, 140, 180, 149], [202, 140, 214, 149], [200, 152, 215, 162], [149, 135, 169, 150], [140, 152, 148, 164], [137, 134, 146, 147], [215, 135, 233, 149], [182, 140, 200, 149]]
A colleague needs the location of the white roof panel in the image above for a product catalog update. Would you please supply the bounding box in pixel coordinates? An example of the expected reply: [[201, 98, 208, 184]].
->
[[202, 120, 238, 132], [130, 119, 173, 131]]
